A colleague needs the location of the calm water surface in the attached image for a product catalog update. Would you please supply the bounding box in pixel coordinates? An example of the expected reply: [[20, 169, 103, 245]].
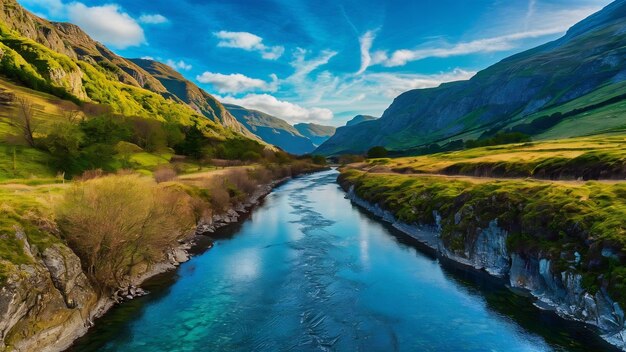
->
[[70, 170, 617, 351]]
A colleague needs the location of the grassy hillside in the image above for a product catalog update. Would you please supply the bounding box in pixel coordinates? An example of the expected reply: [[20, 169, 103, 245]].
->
[[358, 135, 626, 180], [129, 59, 255, 137], [315, 1, 626, 155]]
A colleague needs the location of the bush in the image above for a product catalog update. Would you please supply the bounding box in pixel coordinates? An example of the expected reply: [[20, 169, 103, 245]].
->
[[154, 166, 177, 183], [311, 155, 327, 165], [201, 176, 231, 212], [465, 132, 531, 149], [225, 168, 259, 195], [367, 146, 388, 158], [56, 174, 194, 292]]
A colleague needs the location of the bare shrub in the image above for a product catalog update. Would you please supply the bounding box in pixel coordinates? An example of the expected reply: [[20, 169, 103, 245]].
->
[[10, 97, 38, 147], [225, 168, 258, 195], [57, 174, 194, 292], [250, 167, 273, 184], [202, 176, 231, 212], [154, 166, 177, 183], [75, 169, 104, 181]]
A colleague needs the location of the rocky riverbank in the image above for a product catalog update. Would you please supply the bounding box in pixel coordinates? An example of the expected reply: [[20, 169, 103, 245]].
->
[[340, 176, 626, 351], [0, 174, 295, 352]]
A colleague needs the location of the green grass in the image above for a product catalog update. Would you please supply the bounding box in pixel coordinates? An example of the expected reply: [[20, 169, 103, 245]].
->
[[366, 135, 626, 180], [339, 169, 626, 306]]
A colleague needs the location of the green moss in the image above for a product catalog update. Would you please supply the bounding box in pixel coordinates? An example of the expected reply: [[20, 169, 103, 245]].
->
[[340, 169, 626, 306]]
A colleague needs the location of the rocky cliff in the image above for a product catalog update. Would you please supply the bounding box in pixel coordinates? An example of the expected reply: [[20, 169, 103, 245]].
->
[[0, 230, 98, 352], [340, 176, 626, 350]]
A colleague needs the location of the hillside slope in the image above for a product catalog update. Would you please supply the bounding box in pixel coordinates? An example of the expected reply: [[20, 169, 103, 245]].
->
[[225, 104, 316, 154], [293, 123, 336, 147], [345, 115, 377, 127], [129, 59, 255, 137], [0, 0, 249, 135], [316, 0, 626, 155]]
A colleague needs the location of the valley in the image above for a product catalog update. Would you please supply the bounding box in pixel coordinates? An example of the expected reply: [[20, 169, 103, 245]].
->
[[0, 0, 625, 351]]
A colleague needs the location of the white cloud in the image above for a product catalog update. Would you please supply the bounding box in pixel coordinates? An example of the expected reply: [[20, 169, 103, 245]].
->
[[139, 14, 168, 25], [166, 59, 192, 71], [289, 48, 337, 82], [383, 27, 569, 67], [66, 3, 145, 49], [362, 69, 477, 98], [197, 72, 278, 94], [141, 56, 155, 60], [357, 2, 606, 69], [356, 30, 391, 74], [218, 94, 333, 124], [282, 65, 476, 121], [214, 31, 284, 60]]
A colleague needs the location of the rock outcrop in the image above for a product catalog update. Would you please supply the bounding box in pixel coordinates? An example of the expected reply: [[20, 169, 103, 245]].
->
[[0, 230, 98, 352], [343, 185, 626, 350]]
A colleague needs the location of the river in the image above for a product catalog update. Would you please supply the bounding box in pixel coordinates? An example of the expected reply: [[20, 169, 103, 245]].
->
[[69, 169, 617, 351]]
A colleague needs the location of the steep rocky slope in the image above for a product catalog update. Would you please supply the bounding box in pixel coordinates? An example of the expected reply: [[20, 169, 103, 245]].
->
[[225, 104, 316, 154], [316, 0, 626, 155], [130, 59, 255, 137], [0, 0, 250, 134]]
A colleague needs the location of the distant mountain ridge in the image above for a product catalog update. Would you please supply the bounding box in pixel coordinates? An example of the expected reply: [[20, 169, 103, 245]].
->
[[346, 115, 377, 127], [225, 104, 317, 154], [316, 0, 626, 155], [294, 123, 336, 147]]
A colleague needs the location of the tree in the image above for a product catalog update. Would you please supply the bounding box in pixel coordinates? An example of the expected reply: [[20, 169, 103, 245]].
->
[[40, 122, 84, 176], [367, 146, 388, 158], [10, 97, 38, 147]]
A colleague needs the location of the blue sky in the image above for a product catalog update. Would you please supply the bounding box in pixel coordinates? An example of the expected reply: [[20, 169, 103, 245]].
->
[[21, 0, 611, 126]]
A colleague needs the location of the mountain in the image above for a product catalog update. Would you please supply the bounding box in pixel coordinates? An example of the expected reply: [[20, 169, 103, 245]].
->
[[0, 0, 252, 137], [293, 123, 336, 147], [129, 59, 254, 137], [225, 104, 316, 154], [316, 0, 626, 155], [346, 115, 377, 127]]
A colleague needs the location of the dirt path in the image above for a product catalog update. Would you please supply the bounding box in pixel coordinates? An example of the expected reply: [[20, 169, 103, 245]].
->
[[356, 168, 626, 186]]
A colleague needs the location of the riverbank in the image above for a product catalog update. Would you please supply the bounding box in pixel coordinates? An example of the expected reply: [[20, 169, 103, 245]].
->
[[54, 176, 292, 352], [0, 164, 327, 352], [338, 168, 626, 350]]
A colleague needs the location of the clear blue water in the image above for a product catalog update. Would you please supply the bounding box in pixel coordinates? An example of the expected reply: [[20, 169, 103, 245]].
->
[[70, 170, 617, 351]]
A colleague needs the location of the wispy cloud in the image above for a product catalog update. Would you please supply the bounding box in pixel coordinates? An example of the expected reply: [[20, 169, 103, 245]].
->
[[356, 30, 388, 74], [139, 14, 168, 25], [214, 31, 285, 60], [383, 27, 565, 67], [357, 2, 606, 70], [166, 59, 192, 71], [218, 93, 334, 124], [289, 48, 337, 81], [197, 72, 278, 94]]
